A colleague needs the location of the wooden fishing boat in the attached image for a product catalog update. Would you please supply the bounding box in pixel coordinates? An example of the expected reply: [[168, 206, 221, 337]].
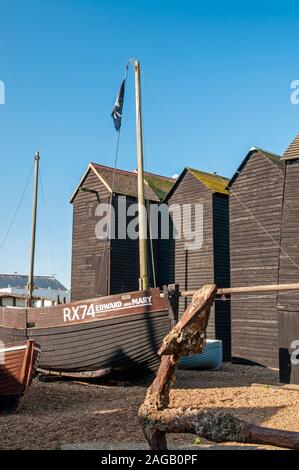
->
[[179, 339, 223, 371], [0, 340, 40, 414], [0, 289, 172, 377]]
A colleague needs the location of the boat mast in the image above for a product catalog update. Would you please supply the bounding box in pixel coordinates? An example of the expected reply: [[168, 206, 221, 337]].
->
[[134, 60, 148, 291], [28, 151, 40, 305]]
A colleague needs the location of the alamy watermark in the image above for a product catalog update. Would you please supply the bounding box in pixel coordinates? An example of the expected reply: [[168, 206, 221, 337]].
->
[[290, 80, 299, 105], [291, 340, 299, 365], [0, 80, 5, 104], [94, 196, 203, 251]]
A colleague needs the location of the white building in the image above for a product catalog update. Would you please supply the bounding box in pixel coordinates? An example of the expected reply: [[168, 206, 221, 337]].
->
[[0, 274, 70, 307]]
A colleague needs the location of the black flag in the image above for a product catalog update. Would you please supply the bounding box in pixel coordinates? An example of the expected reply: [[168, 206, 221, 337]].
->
[[111, 79, 125, 131]]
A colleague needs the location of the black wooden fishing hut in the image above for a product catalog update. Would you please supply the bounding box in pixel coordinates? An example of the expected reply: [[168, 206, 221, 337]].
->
[[229, 148, 285, 368], [159, 167, 231, 361], [70, 163, 175, 301]]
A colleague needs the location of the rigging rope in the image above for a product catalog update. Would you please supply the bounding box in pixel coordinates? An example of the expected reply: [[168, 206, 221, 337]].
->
[[0, 163, 34, 252], [141, 70, 299, 276], [221, 178, 299, 272]]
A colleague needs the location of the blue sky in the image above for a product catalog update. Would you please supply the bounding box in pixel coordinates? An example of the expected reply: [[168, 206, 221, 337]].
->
[[0, 0, 299, 288]]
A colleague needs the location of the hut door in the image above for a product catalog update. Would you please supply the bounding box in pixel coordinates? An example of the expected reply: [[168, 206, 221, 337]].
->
[[94, 252, 109, 297]]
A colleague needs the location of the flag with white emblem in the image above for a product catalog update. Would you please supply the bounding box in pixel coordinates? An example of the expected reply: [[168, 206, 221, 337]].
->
[[111, 79, 125, 131]]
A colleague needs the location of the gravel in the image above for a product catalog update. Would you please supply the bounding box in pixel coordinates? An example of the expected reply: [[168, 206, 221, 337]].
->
[[0, 363, 298, 450]]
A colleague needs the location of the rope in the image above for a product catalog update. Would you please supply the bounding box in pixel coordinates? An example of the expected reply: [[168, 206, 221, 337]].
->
[[226, 183, 299, 272], [0, 163, 34, 252], [39, 169, 58, 281], [96, 63, 129, 296]]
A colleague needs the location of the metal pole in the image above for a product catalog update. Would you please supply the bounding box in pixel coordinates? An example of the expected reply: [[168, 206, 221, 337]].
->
[[134, 60, 148, 290], [180, 283, 299, 297], [28, 151, 40, 304]]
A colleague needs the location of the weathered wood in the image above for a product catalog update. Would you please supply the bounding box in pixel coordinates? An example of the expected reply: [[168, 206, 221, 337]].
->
[[139, 284, 217, 447], [139, 284, 299, 450], [162, 284, 179, 326], [139, 407, 299, 450], [158, 284, 217, 357]]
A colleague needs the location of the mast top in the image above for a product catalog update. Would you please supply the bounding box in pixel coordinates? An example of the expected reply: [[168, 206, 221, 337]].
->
[[35, 151, 40, 160]]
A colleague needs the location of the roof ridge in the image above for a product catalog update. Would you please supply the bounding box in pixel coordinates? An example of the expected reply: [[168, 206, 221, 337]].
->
[[144, 171, 176, 181], [186, 167, 229, 180], [255, 147, 282, 158], [90, 162, 137, 177], [91, 163, 175, 182]]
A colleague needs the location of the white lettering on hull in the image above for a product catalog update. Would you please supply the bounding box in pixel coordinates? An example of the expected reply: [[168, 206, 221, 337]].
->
[[63, 296, 152, 322]]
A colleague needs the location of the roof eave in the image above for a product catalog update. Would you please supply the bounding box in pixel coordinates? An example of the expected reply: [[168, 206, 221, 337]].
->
[[227, 148, 258, 188], [70, 163, 112, 203], [69, 163, 93, 204], [162, 168, 187, 202], [228, 147, 283, 189], [281, 155, 299, 161]]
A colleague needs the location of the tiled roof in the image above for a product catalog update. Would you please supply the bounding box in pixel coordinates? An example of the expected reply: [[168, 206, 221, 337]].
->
[[0, 274, 67, 291], [282, 133, 299, 161], [72, 163, 175, 202]]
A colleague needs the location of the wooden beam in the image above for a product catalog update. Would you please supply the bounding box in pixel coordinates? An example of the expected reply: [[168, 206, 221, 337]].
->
[[139, 284, 299, 450], [180, 283, 299, 297]]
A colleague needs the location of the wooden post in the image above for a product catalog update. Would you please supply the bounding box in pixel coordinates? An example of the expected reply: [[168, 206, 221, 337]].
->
[[134, 60, 148, 291], [139, 284, 299, 450], [28, 152, 40, 305], [163, 284, 179, 326]]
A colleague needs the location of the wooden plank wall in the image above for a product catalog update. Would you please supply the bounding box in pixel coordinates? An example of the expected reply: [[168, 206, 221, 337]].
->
[[278, 160, 299, 311], [160, 171, 216, 344], [213, 194, 231, 360], [72, 182, 161, 300], [110, 195, 140, 294], [71, 170, 111, 301], [230, 153, 284, 368], [110, 195, 160, 294], [277, 160, 299, 383]]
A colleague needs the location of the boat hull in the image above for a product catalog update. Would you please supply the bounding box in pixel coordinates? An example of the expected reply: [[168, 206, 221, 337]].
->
[[27, 311, 170, 373], [0, 340, 40, 414], [179, 339, 223, 371], [0, 289, 171, 376]]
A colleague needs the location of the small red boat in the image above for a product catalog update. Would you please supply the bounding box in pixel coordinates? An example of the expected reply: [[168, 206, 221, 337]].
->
[[0, 340, 41, 414]]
